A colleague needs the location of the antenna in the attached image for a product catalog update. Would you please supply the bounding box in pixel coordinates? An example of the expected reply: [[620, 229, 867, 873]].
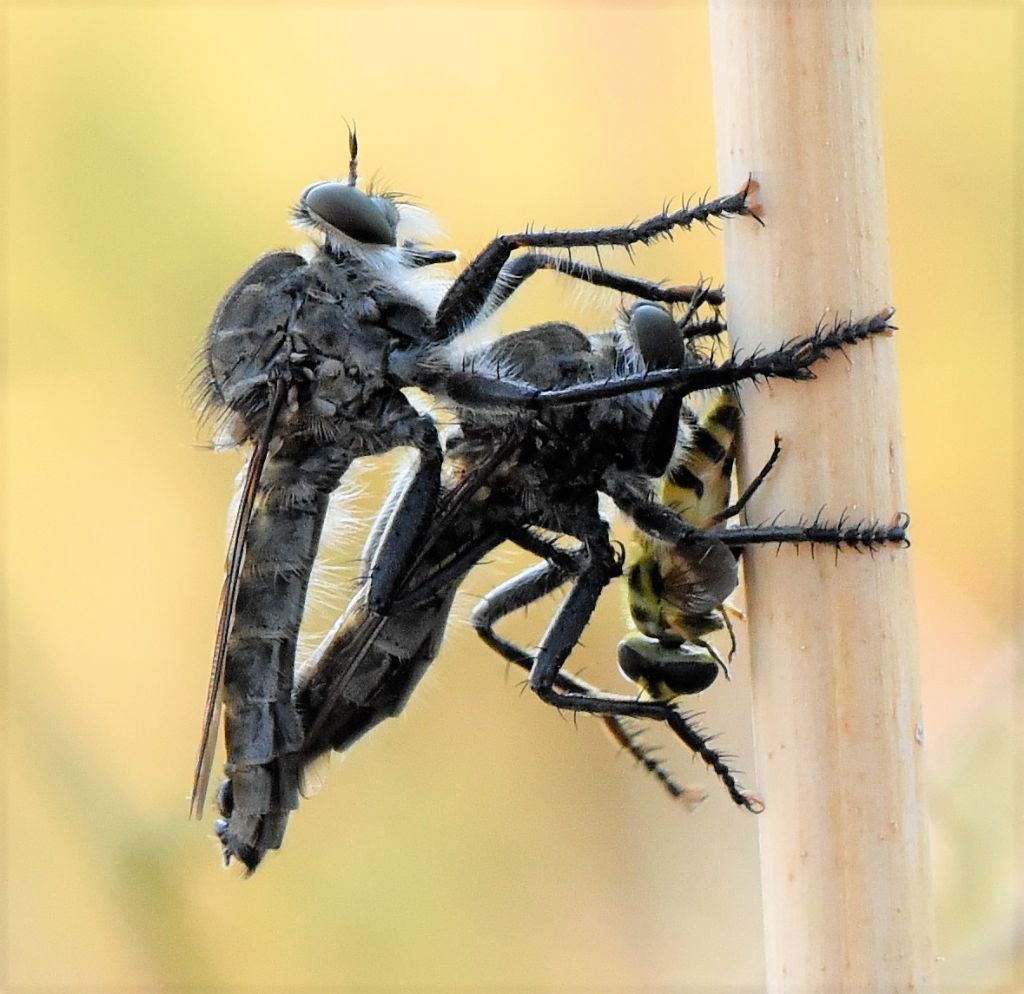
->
[[346, 121, 359, 186]]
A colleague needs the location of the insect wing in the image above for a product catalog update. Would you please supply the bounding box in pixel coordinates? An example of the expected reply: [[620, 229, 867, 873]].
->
[[672, 533, 739, 615], [190, 379, 287, 818]]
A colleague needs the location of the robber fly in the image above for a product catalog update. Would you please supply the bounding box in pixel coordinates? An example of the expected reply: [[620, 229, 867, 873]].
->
[[191, 131, 762, 833], [214, 299, 907, 871]]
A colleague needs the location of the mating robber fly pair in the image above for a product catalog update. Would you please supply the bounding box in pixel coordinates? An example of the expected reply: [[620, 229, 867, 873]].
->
[[191, 130, 908, 872]]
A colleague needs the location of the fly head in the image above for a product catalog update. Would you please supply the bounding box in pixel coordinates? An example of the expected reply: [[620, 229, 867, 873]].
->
[[626, 302, 689, 371]]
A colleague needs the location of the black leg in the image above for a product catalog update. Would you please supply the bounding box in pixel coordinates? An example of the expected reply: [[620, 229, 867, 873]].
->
[[713, 437, 782, 522], [435, 311, 895, 411], [479, 252, 724, 316], [510, 524, 760, 811], [364, 412, 443, 614], [469, 554, 693, 803], [604, 470, 908, 562], [638, 390, 685, 477], [471, 558, 575, 667], [535, 311, 897, 406], [504, 525, 585, 574], [706, 512, 911, 551], [433, 184, 758, 339], [679, 315, 728, 344]]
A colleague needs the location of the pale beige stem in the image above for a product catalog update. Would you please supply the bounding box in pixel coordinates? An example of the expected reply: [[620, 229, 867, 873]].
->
[[708, 3, 934, 992]]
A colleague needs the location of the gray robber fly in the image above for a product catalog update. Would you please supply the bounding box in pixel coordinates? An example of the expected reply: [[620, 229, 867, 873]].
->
[[214, 296, 907, 871], [191, 130, 764, 834]]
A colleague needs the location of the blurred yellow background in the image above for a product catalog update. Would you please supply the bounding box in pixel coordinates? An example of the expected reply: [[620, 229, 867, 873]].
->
[[4, 3, 1018, 991]]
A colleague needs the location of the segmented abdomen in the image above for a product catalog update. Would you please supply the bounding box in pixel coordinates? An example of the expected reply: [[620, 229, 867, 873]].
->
[[217, 436, 351, 865], [664, 388, 740, 529]]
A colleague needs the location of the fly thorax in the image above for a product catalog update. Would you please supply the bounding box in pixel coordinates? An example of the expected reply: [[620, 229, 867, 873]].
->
[[203, 252, 308, 435], [625, 556, 670, 639]]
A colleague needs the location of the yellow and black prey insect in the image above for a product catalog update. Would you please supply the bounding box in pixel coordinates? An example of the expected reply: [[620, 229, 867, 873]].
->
[[620, 387, 741, 696], [617, 384, 778, 700]]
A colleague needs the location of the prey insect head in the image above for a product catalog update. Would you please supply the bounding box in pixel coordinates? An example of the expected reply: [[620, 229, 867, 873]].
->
[[618, 636, 720, 698]]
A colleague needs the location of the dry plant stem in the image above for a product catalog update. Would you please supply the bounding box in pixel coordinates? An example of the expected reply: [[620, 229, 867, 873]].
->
[[708, 3, 934, 992]]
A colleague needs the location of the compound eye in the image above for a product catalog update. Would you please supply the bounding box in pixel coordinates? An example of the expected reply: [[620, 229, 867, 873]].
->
[[302, 182, 397, 246], [629, 303, 686, 369], [618, 637, 720, 697]]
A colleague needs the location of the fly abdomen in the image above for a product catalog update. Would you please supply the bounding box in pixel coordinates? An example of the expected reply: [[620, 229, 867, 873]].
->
[[217, 435, 351, 867]]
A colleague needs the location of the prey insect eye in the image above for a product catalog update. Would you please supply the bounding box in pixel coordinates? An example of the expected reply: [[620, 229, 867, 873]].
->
[[628, 303, 687, 369], [301, 182, 398, 246], [618, 637, 720, 697]]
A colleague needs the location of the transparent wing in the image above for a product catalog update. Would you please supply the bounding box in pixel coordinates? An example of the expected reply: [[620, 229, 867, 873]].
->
[[189, 379, 287, 819]]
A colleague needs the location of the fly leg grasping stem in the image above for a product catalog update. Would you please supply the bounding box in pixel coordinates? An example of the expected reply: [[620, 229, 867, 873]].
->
[[433, 311, 894, 411], [431, 183, 759, 339], [604, 474, 909, 558], [481, 253, 724, 314], [707, 513, 911, 551]]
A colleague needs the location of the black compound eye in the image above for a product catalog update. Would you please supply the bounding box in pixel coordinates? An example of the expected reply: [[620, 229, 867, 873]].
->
[[629, 303, 687, 369], [302, 182, 397, 246], [618, 637, 720, 696]]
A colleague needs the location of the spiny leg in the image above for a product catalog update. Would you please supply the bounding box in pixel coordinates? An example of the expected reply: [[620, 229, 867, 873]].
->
[[437, 311, 894, 412], [529, 671, 759, 810], [530, 311, 897, 406], [705, 513, 911, 551], [471, 557, 578, 669], [469, 552, 691, 803], [433, 184, 759, 339], [514, 524, 758, 810], [680, 315, 728, 344], [606, 473, 909, 557], [482, 252, 725, 315]]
